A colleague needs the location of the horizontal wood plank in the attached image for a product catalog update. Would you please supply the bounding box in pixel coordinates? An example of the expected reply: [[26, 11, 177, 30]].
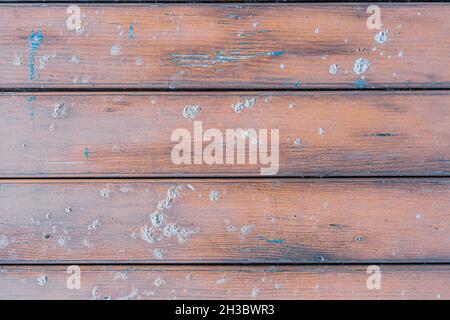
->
[[0, 3, 449, 88], [0, 265, 448, 300], [1, 179, 449, 263], [1, 91, 450, 177]]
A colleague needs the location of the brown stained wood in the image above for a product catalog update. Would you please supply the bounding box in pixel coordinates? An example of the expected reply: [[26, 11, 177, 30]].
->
[[0, 265, 448, 300], [1, 179, 449, 263], [0, 4, 449, 88], [1, 91, 450, 177]]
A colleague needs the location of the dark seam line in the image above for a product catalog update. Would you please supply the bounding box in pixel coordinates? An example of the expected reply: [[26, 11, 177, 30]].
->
[[0, 1, 447, 3], [1, 176, 450, 180], [2, 262, 450, 266], [0, 87, 450, 93]]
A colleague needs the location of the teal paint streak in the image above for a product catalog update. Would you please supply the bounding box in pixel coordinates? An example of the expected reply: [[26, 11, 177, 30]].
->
[[84, 147, 89, 159], [27, 96, 36, 119], [294, 80, 302, 88], [258, 236, 286, 244], [264, 51, 285, 57], [28, 30, 44, 81], [128, 23, 135, 39], [170, 50, 286, 67], [355, 79, 367, 88]]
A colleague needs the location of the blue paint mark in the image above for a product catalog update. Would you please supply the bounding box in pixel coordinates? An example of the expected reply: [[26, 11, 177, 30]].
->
[[258, 236, 286, 244], [28, 30, 44, 81], [294, 80, 302, 88], [84, 147, 89, 159], [27, 96, 36, 119], [264, 51, 285, 57], [128, 23, 135, 39], [355, 79, 367, 88]]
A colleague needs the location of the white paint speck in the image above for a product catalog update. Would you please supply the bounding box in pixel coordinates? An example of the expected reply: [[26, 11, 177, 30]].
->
[[110, 46, 122, 56], [329, 63, 340, 75]]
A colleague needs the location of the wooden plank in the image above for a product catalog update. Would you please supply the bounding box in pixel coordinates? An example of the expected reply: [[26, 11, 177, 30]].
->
[[1, 179, 449, 263], [0, 265, 448, 300], [0, 3, 449, 88], [2, 91, 450, 177]]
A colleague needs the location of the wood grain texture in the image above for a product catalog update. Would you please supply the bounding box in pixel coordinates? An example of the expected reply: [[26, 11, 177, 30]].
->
[[0, 3, 449, 88], [1, 179, 449, 263], [2, 91, 450, 177], [0, 265, 448, 300]]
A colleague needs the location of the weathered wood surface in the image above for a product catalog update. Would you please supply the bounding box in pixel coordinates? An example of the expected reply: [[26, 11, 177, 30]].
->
[[1, 179, 449, 263], [2, 91, 450, 177], [0, 265, 448, 300], [0, 4, 449, 88]]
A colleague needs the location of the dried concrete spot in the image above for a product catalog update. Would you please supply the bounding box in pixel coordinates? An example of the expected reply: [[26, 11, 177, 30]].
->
[[294, 138, 302, 145], [209, 190, 220, 201], [163, 224, 179, 238], [177, 227, 199, 243], [135, 56, 143, 66], [153, 277, 165, 287], [374, 30, 389, 44], [111, 145, 121, 154], [288, 103, 296, 109], [71, 56, 80, 64], [120, 185, 132, 193], [88, 219, 102, 231], [216, 277, 226, 285], [37, 275, 48, 286], [167, 187, 180, 200], [319, 128, 325, 136], [274, 283, 282, 289], [151, 211, 165, 228], [185, 273, 192, 281], [153, 248, 165, 259], [76, 26, 85, 34], [398, 50, 406, 57], [183, 105, 201, 120], [13, 55, 24, 66], [329, 63, 340, 75], [110, 46, 122, 56], [143, 290, 155, 296], [83, 239, 93, 247], [52, 102, 65, 118], [114, 272, 129, 280], [416, 213, 422, 220], [100, 188, 111, 198], [227, 225, 238, 232], [118, 288, 139, 300], [251, 288, 260, 297], [57, 236, 68, 246], [353, 57, 371, 75], [158, 199, 172, 210], [0, 237, 9, 249], [48, 123, 56, 132], [90, 287, 99, 300], [141, 225, 155, 244], [241, 225, 253, 235], [233, 98, 256, 113], [65, 207, 72, 214], [187, 184, 195, 191], [38, 54, 55, 70]]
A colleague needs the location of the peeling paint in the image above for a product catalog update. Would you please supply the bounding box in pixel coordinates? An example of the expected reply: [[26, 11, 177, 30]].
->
[[183, 105, 201, 120], [353, 57, 371, 75]]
